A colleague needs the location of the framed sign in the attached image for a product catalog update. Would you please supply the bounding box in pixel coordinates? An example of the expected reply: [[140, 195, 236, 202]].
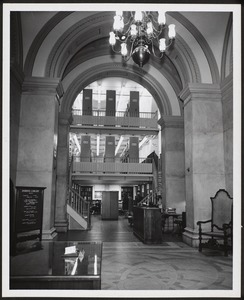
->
[[15, 187, 46, 236]]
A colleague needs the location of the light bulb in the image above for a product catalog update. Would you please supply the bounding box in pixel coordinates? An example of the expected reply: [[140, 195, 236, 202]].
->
[[113, 15, 124, 31], [134, 11, 143, 22], [146, 22, 153, 35], [116, 10, 123, 17], [168, 24, 176, 39], [158, 12, 166, 25], [130, 24, 137, 37], [121, 43, 128, 56], [159, 38, 166, 52], [109, 32, 116, 45], [113, 15, 121, 31]]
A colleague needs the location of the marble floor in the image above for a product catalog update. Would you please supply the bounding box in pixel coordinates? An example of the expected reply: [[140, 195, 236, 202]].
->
[[58, 215, 233, 291]]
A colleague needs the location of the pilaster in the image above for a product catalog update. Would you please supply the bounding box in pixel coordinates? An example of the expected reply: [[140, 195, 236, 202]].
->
[[16, 76, 60, 240], [179, 83, 226, 247], [55, 113, 73, 232], [158, 115, 185, 213]]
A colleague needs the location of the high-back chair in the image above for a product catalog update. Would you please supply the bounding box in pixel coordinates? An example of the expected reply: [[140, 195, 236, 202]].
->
[[197, 189, 233, 256]]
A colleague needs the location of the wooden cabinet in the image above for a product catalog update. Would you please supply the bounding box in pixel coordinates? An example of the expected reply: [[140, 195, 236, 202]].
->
[[101, 191, 118, 220], [133, 206, 162, 244]]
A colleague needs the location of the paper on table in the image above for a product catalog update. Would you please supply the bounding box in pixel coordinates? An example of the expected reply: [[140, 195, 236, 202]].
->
[[64, 245, 77, 255]]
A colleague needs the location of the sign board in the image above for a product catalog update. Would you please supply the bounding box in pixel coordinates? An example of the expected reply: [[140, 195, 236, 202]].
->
[[15, 187, 46, 234]]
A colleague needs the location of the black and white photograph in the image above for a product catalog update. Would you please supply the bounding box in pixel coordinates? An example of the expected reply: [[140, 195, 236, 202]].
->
[[2, 1, 242, 299]]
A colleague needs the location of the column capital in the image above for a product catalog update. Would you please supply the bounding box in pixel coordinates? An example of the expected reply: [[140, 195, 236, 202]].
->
[[179, 83, 222, 106], [158, 115, 184, 129], [22, 76, 61, 95], [59, 112, 73, 125]]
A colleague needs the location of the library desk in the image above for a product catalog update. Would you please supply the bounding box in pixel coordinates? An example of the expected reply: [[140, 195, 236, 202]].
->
[[10, 241, 102, 290], [133, 206, 162, 244]]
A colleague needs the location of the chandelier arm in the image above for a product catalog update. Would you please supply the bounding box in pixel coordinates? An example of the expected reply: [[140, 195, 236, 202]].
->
[[165, 38, 174, 49], [146, 12, 158, 24], [122, 39, 135, 62], [151, 42, 164, 59], [122, 25, 133, 37], [123, 12, 134, 27]]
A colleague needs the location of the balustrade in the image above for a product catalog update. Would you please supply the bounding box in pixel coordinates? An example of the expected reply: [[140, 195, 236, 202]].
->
[[72, 109, 158, 129], [72, 156, 153, 175]]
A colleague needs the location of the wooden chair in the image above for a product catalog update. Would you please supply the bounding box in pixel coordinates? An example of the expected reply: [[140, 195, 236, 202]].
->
[[197, 189, 233, 256]]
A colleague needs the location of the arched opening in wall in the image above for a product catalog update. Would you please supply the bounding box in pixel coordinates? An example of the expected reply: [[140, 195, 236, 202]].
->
[[67, 77, 163, 234], [69, 77, 161, 164]]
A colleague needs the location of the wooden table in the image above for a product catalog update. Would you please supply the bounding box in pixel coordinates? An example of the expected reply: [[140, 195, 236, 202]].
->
[[10, 241, 102, 290]]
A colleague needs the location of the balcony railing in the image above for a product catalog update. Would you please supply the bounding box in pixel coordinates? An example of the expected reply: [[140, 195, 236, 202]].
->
[[72, 109, 158, 129], [72, 156, 153, 175]]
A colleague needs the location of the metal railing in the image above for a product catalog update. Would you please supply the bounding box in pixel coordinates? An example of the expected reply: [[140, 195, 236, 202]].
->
[[72, 109, 158, 129], [72, 156, 153, 175], [138, 190, 157, 206], [73, 156, 152, 164], [73, 109, 158, 119]]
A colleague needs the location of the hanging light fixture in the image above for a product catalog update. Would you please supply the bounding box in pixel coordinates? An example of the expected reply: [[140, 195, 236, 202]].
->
[[109, 11, 176, 67]]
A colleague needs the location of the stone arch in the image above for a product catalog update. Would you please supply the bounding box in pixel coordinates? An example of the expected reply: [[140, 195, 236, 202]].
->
[[61, 41, 183, 97], [221, 13, 233, 80], [23, 11, 204, 86], [46, 11, 202, 86], [169, 12, 219, 83], [46, 12, 115, 78], [61, 63, 175, 117], [24, 12, 73, 76]]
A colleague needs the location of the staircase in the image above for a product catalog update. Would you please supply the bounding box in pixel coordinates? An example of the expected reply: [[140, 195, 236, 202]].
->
[[67, 185, 91, 230]]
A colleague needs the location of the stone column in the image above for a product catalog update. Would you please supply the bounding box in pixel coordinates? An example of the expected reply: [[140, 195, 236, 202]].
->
[[158, 116, 185, 213], [55, 113, 73, 232], [221, 76, 233, 196], [16, 77, 60, 239], [179, 83, 226, 247], [10, 63, 24, 185]]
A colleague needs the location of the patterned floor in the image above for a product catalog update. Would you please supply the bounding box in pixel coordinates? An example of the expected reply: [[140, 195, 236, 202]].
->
[[101, 241, 232, 290], [58, 215, 233, 292]]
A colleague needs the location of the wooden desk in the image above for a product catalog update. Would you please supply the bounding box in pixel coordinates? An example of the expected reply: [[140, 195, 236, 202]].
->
[[133, 206, 162, 244], [10, 241, 102, 290]]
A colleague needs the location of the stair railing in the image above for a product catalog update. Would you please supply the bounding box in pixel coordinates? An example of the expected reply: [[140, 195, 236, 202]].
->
[[138, 190, 156, 206], [67, 186, 91, 229]]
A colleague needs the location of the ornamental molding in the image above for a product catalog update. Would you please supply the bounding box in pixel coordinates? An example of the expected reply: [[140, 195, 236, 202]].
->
[[24, 12, 73, 76], [22, 76, 60, 95], [61, 63, 173, 116], [59, 112, 73, 125], [179, 83, 222, 106], [221, 14, 233, 81], [158, 115, 184, 129], [46, 12, 114, 77], [169, 12, 219, 84]]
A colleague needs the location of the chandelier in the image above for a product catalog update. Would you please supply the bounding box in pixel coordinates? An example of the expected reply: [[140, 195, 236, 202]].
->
[[109, 11, 176, 67]]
